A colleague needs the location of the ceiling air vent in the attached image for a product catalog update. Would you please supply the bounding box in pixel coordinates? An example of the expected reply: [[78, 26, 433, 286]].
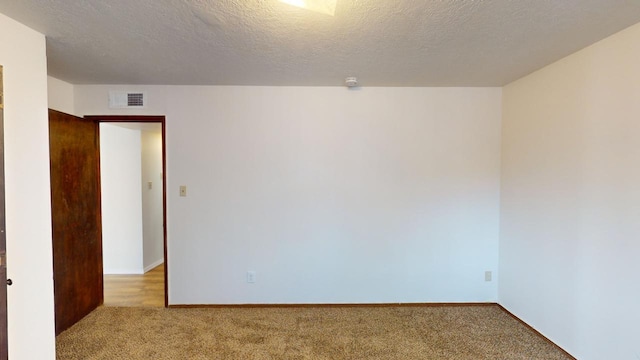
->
[[109, 91, 146, 109]]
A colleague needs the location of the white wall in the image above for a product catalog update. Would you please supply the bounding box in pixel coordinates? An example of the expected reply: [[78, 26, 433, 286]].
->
[[47, 76, 75, 115], [100, 123, 144, 274], [76, 86, 502, 305], [500, 23, 640, 360], [141, 128, 164, 271], [0, 13, 55, 360], [76, 85, 167, 116]]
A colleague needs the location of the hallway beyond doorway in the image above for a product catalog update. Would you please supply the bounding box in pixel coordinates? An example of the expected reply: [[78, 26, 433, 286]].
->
[[103, 265, 164, 307]]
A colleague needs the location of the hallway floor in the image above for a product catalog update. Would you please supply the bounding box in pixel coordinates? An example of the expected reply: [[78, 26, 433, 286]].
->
[[103, 264, 164, 307]]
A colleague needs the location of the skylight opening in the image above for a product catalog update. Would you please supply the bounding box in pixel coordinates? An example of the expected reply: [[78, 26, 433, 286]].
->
[[279, 0, 337, 16]]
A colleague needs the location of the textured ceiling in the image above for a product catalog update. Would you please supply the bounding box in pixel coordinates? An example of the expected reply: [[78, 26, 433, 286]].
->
[[1, 0, 639, 86]]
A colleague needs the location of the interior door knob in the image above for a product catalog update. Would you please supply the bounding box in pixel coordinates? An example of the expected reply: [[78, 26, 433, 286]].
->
[[6, 279, 11, 286]]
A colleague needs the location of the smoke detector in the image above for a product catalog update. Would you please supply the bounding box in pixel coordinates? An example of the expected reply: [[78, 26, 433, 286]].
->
[[345, 77, 358, 88]]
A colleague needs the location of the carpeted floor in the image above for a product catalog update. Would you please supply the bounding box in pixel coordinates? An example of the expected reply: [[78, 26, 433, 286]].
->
[[56, 305, 572, 360]]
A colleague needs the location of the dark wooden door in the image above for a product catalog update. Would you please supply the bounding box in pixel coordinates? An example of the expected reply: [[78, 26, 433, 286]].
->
[[49, 109, 103, 335], [0, 65, 8, 360]]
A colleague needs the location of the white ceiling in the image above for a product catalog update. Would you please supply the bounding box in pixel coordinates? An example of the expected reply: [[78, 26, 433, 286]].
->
[[1, 0, 639, 86]]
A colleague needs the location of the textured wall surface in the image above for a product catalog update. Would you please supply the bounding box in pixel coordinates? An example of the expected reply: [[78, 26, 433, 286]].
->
[[1, 1, 640, 86]]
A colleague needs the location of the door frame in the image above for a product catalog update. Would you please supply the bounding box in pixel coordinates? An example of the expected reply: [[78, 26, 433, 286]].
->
[[86, 115, 168, 307], [0, 65, 7, 360]]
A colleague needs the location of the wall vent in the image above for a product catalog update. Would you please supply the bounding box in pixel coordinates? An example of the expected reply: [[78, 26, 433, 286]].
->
[[109, 91, 146, 109]]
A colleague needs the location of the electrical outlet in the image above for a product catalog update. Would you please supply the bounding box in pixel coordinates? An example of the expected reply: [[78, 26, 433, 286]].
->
[[179, 185, 187, 197], [148, 181, 153, 190], [485, 271, 492, 282], [247, 271, 256, 283]]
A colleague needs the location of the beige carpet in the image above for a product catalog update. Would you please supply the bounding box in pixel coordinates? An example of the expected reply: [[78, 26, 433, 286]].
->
[[56, 305, 572, 360]]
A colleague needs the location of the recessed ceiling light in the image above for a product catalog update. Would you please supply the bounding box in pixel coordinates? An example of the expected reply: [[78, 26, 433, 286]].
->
[[279, 0, 337, 16]]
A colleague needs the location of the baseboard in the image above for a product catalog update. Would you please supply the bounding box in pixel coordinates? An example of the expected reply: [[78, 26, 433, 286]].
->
[[144, 258, 164, 273], [496, 304, 577, 360], [169, 302, 497, 309]]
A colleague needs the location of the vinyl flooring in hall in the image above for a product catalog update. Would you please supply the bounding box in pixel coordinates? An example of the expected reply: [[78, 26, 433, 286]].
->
[[103, 264, 165, 307]]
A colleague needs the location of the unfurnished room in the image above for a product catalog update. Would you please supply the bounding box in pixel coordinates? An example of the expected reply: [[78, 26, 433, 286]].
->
[[0, 1, 639, 359]]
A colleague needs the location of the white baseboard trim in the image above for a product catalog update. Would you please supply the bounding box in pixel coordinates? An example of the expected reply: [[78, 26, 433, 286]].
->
[[144, 258, 164, 273]]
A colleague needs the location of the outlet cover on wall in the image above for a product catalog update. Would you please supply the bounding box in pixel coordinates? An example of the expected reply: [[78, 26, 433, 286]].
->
[[485, 271, 492, 282], [247, 271, 256, 283]]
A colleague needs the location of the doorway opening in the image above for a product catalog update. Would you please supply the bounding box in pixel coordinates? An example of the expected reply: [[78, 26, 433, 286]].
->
[[87, 116, 168, 308]]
